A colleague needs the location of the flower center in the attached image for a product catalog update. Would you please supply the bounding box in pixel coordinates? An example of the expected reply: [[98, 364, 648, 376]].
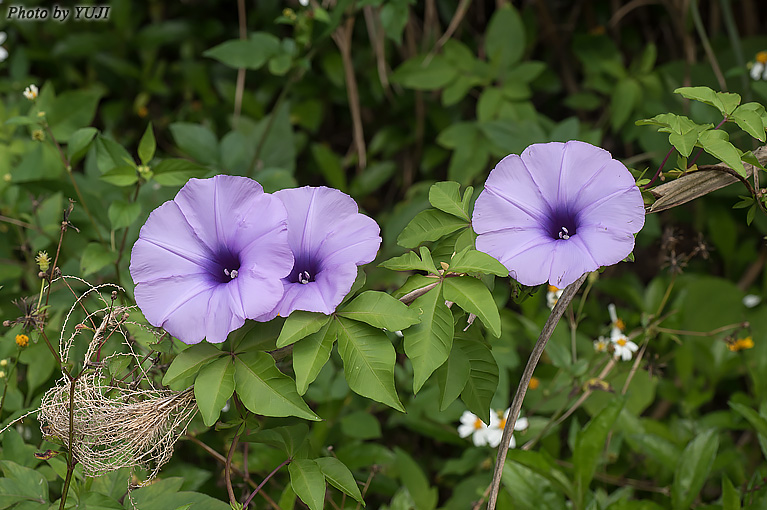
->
[[298, 271, 311, 284], [547, 209, 578, 241], [558, 226, 571, 240], [473, 418, 484, 430], [616, 338, 627, 347], [287, 255, 319, 285], [209, 248, 241, 284], [224, 268, 238, 279]]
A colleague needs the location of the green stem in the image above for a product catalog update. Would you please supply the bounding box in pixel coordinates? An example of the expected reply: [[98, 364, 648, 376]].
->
[[689, 0, 727, 91]]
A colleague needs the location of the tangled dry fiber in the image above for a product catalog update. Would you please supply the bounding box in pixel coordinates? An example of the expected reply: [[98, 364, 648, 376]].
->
[[37, 279, 197, 482]]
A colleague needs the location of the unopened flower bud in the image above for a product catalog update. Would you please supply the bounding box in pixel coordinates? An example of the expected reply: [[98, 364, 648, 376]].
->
[[32, 129, 45, 141], [35, 251, 50, 272]]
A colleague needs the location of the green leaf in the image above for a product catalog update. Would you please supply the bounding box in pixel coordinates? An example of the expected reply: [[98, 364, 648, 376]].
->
[[234, 351, 320, 420], [729, 401, 767, 439], [80, 242, 117, 276], [379, 251, 432, 272], [0, 461, 48, 506], [397, 209, 469, 249], [152, 158, 209, 186], [573, 398, 624, 506], [435, 344, 471, 411], [394, 448, 438, 510], [675, 86, 741, 116], [731, 103, 766, 142], [485, 5, 525, 70], [311, 143, 347, 192], [456, 337, 499, 423], [668, 130, 699, 158], [66, 127, 98, 165], [335, 317, 405, 412], [340, 411, 382, 440], [100, 165, 139, 186], [138, 122, 157, 165], [449, 248, 508, 276], [610, 78, 642, 130], [4, 116, 38, 126], [289, 459, 326, 510], [508, 449, 575, 500], [293, 320, 337, 395], [194, 356, 235, 426], [169, 123, 219, 166], [429, 182, 469, 220], [48, 89, 103, 142], [107, 200, 141, 230], [443, 276, 501, 337], [95, 135, 134, 173], [697, 129, 746, 177], [244, 424, 308, 457], [722, 476, 741, 510], [390, 55, 458, 90], [276, 311, 331, 348], [671, 429, 719, 510], [338, 291, 421, 331], [162, 343, 224, 389], [404, 283, 453, 394], [203, 33, 280, 70], [315, 457, 364, 504]]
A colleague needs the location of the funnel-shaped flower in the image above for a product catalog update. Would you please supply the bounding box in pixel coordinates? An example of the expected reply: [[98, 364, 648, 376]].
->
[[473, 141, 645, 288], [130, 175, 293, 344], [261, 186, 381, 319]]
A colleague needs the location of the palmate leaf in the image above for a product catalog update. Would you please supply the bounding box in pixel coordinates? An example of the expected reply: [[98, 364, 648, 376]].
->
[[335, 317, 405, 412], [193, 356, 235, 426], [233, 351, 319, 420], [338, 290, 421, 331], [403, 283, 453, 394], [456, 337, 498, 423], [293, 320, 337, 395]]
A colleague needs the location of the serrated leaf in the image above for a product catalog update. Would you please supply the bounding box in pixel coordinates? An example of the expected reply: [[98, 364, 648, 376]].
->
[[276, 311, 331, 348], [335, 317, 404, 412], [404, 283, 453, 394], [163, 343, 223, 389], [234, 351, 319, 420], [456, 338, 498, 423], [397, 209, 469, 249], [338, 291, 420, 331], [573, 398, 624, 506], [293, 321, 336, 395], [194, 356, 235, 426], [443, 276, 501, 337], [449, 247, 508, 276], [429, 182, 469, 220], [315, 457, 364, 504], [289, 459, 326, 510], [671, 429, 719, 510], [435, 344, 470, 411], [108, 200, 141, 230], [138, 122, 156, 165]]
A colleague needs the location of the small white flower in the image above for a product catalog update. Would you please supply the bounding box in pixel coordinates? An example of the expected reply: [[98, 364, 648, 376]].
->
[[23, 84, 38, 101], [0, 32, 8, 63], [593, 336, 609, 353], [750, 52, 767, 81], [486, 408, 529, 448], [743, 294, 762, 308], [546, 285, 563, 309], [611, 333, 638, 361], [751, 62, 765, 81], [458, 410, 492, 446], [298, 0, 310, 6]]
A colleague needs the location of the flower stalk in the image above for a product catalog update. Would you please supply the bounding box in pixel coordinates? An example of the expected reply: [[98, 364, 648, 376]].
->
[[486, 272, 588, 509]]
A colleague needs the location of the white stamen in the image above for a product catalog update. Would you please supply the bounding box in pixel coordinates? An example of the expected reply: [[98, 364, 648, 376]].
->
[[298, 271, 311, 284], [224, 268, 238, 279], [558, 226, 570, 240]]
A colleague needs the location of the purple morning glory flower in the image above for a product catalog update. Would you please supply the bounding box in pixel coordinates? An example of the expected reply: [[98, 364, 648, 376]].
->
[[472, 141, 645, 288], [259, 186, 382, 319], [130, 175, 294, 344]]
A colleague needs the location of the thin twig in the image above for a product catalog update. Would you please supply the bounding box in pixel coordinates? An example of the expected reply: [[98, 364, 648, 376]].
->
[[689, 0, 727, 91], [225, 422, 246, 505], [242, 457, 291, 508], [233, 0, 247, 128], [486, 273, 588, 509]]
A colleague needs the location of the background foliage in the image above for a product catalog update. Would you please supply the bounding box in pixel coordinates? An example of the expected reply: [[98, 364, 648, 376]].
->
[[1, 0, 767, 509]]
